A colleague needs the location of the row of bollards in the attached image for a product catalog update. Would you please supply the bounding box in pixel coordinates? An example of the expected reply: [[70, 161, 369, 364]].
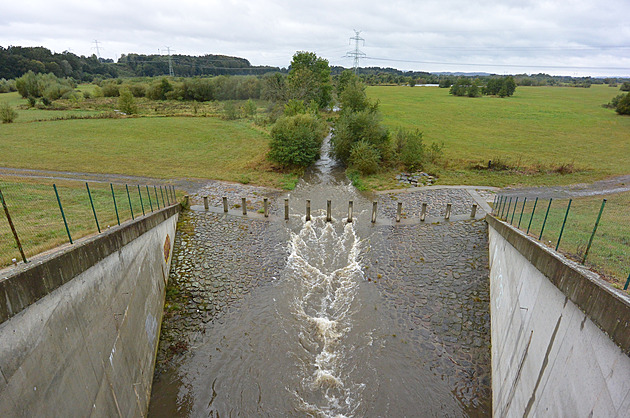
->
[[203, 196, 479, 223]]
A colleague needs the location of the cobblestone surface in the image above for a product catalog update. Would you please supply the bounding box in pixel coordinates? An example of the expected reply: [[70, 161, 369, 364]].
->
[[190, 180, 283, 213], [154, 210, 288, 374], [378, 188, 480, 219], [361, 219, 491, 413]]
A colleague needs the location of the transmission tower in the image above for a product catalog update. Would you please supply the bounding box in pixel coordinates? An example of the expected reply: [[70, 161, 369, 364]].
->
[[163, 46, 175, 77], [92, 40, 102, 59], [346, 30, 366, 73]]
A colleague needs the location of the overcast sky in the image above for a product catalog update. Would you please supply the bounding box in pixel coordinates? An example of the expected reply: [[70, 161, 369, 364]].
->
[[2, 0, 629, 77]]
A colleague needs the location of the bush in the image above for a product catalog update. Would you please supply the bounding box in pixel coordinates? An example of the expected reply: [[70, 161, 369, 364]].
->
[[222, 102, 240, 120], [284, 99, 306, 116], [101, 81, 120, 97], [242, 99, 257, 117], [118, 88, 138, 115], [616, 93, 630, 115], [0, 103, 18, 123], [349, 141, 381, 174], [332, 109, 390, 164], [619, 82, 630, 92], [395, 128, 426, 171], [269, 113, 328, 167]]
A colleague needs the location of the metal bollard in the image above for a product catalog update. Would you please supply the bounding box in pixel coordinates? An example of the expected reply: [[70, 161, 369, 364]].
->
[[264, 198, 269, 218], [284, 198, 289, 220], [471, 204, 477, 218], [371, 201, 378, 223], [306, 199, 311, 222], [223, 196, 228, 213], [242, 198, 247, 215], [396, 202, 402, 222], [203, 196, 209, 210], [420, 202, 427, 221], [445, 203, 452, 220], [347, 201, 353, 223], [326, 200, 332, 222]]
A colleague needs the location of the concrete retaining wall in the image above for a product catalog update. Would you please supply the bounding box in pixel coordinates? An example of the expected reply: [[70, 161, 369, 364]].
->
[[487, 215, 630, 417], [0, 205, 179, 417]]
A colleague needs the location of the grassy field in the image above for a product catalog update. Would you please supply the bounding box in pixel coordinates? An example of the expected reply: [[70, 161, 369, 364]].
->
[[0, 177, 178, 267], [494, 191, 629, 286], [367, 84, 630, 188]]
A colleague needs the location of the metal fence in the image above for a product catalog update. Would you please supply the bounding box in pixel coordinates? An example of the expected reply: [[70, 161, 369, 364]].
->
[[0, 177, 178, 268], [492, 193, 630, 290]]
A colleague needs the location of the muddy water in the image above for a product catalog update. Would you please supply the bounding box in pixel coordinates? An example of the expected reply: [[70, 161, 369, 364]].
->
[[149, 136, 489, 416]]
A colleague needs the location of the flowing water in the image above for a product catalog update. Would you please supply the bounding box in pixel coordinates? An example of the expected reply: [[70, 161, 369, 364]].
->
[[149, 136, 488, 416]]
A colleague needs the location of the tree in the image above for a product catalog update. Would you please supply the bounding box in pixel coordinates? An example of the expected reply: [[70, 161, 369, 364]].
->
[[117, 88, 138, 114], [268, 113, 328, 167], [620, 82, 630, 92], [287, 51, 332, 109]]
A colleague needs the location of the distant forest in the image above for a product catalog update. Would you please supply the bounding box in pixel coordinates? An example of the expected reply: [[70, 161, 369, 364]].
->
[[1, 46, 628, 87]]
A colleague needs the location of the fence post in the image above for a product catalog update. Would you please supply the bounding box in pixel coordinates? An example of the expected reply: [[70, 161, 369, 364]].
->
[[396, 202, 402, 222], [53, 184, 73, 245], [371, 201, 377, 223], [495, 196, 502, 216], [154, 186, 161, 210], [242, 198, 247, 215], [471, 204, 477, 218], [420, 202, 427, 222], [126, 185, 134, 220], [582, 199, 607, 264], [137, 185, 145, 216], [86, 183, 101, 233], [0, 187, 27, 263], [223, 197, 228, 213], [624, 273, 630, 291], [445, 203, 452, 220], [111, 184, 120, 225], [204, 196, 209, 210], [504, 197, 512, 220], [284, 198, 289, 220], [517, 197, 527, 229], [146, 185, 154, 212], [539, 198, 553, 240], [555, 199, 572, 251], [264, 198, 269, 218], [492, 195, 497, 213], [348, 201, 353, 223], [326, 200, 332, 222], [510, 197, 519, 224], [160, 186, 166, 207], [527, 197, 539, 235], [306, 199, 311, 221]]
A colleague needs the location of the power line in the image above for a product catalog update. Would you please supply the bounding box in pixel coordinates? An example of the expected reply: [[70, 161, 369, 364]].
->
[[345, 30, 366, 73], [362, 56, 630, 71]]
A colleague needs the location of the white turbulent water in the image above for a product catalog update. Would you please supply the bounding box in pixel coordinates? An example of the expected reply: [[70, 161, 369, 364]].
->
[[287, 215, 364, 417]]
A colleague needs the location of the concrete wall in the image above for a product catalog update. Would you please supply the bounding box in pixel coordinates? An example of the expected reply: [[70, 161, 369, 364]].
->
[[488, 215, 630, 417], [0, 205, 179, 417]]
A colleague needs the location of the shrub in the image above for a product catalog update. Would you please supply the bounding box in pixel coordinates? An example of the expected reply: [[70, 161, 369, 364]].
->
[[118, 88, 138, 115], [395, 128, 426, 171], [101, 81, 120, 97], [284, 99, 306, 116], [222, 102, 240, 120], [349, 141, 381, 175], [242, 99, 257, 117], [0, 103, 18, 123], [127, 83, 147, 98], [269, 113, 328, 167], [616, 93, 630, 115], [332, 109, 390, 164], [619, 82, 630, 92]]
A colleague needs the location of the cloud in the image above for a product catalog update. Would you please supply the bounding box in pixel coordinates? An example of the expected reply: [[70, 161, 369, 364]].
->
[[1, 0, 628, 76]]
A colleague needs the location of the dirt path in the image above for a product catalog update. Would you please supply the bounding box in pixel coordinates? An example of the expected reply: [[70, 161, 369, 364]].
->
[[500, 174, 630, 199]]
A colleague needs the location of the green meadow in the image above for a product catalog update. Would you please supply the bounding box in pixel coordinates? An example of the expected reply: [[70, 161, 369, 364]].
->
[[368, 84, 630, 188]]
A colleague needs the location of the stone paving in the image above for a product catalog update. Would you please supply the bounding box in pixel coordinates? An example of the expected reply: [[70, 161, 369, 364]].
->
[[189, 180, 283, 213], [362, 219, 491, 414], [377, 188, 480, 220], [154, 210, 287, 374], [154, 183, 492, 414]]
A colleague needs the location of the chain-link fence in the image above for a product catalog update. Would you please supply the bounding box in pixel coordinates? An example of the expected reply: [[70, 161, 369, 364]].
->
[[0, 177, 180, 268], [492, 192, 630, 289]]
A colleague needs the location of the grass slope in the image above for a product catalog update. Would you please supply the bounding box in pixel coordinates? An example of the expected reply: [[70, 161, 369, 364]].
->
[[0, 116, 279, 186], [368, 84, 630, 187]]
